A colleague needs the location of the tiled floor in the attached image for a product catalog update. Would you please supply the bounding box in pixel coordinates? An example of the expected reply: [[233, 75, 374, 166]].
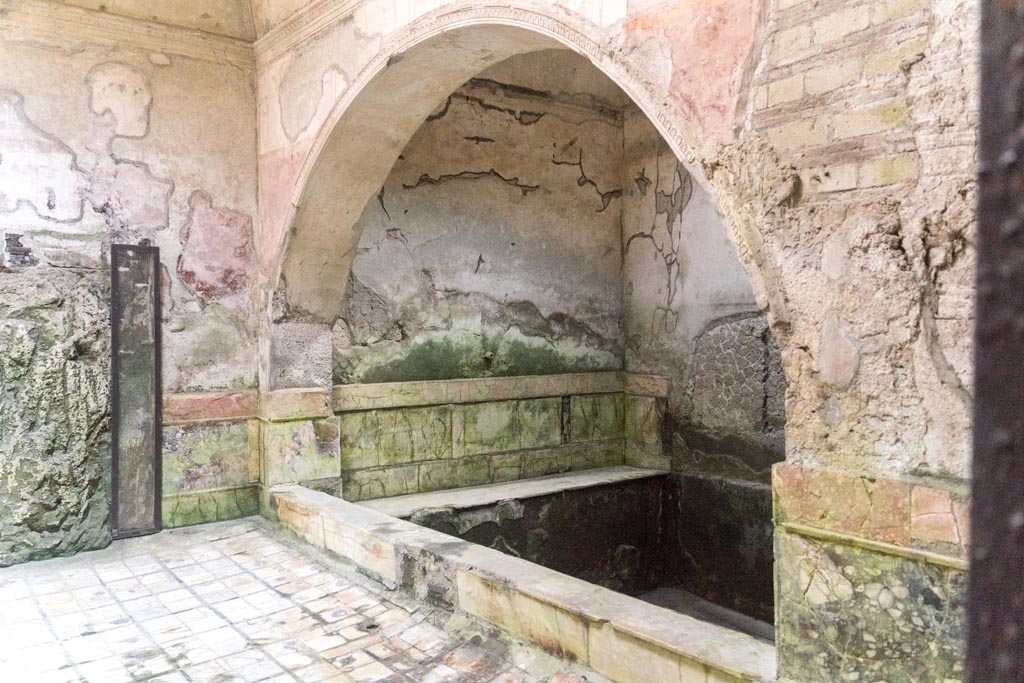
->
[[0, 518, 593, 683]]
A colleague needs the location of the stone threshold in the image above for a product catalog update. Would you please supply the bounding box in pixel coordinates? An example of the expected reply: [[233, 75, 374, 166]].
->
[[359, 465, 667, 519], [269, 481, 777, 683]]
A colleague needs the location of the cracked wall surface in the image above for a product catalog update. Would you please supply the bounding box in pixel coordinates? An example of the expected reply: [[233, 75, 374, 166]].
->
[[0, 14, 258, 564], [331, 51, 782, 622], [335, 51, 627, 385], [622, 111, 785, 620]]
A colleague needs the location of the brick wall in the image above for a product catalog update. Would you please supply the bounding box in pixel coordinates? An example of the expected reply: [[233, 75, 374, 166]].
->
[[754, 0, 932, 197]]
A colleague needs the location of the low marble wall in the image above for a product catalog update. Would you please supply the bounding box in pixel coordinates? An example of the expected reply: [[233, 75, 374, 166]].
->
[[161, 391, 260, 527], [269, 484, 776, 683], [267, 372, 669, 502], [773, 463, 969, 683], [160, 372, 669, 527]]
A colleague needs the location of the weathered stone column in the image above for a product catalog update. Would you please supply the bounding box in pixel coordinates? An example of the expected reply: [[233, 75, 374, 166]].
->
[[266, 321, 333, 390], [258, 320, 341, 515]]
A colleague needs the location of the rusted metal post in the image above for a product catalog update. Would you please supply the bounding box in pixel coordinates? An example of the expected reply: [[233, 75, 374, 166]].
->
[[970, 1, 1024, 680]]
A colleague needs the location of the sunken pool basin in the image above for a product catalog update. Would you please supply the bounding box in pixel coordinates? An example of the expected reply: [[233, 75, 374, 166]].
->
[[269, 468, 777, 683], [361, 467, 775, 643], [365, 467, 668, 596]]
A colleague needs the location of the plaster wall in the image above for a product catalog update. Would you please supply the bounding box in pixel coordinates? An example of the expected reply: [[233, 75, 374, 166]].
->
[[336, 51, 626, 384], [259, 0, 976, 482], [0, 7, 258, 564], [58, 0, 257, 40]]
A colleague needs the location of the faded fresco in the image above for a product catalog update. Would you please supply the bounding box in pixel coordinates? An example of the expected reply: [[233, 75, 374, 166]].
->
[[0, 18, 257, 564]]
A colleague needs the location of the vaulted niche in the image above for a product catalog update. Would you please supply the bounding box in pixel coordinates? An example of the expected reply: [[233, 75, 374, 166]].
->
[[333, 49, 785, 634]]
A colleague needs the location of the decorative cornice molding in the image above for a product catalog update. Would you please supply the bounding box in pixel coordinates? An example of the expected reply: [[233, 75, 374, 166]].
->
[[254, 0, 361, 64], [331, 372, 669, 412], [0, 0, 256, 68]]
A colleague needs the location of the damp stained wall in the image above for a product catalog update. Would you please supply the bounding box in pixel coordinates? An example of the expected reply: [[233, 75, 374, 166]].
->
[[0, 18, 258, 565], [335, 51, 627, 384], [0, 0, 978, 679]]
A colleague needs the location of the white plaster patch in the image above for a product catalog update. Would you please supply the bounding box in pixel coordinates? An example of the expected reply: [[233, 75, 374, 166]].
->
[[822, 233, 847, 282], [819, 313, 861, 388], [87, 62, 152, 138], [0, 92, 88, 223]]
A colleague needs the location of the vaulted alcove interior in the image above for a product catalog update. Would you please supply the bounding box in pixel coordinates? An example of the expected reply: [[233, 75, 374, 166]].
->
[[331, 48, 786, 635]]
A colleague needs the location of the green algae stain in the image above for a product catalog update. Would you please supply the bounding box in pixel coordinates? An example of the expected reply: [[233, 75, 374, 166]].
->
[[344, 334, 618, 384], [492, 339, 600, 377], [358, 338, 483, 383]]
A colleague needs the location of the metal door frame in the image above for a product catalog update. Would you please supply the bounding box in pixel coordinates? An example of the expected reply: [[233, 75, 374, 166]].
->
[[110, 243, 162, 540]]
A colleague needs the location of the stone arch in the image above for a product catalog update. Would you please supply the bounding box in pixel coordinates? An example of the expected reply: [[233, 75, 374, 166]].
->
[[266, 4, 778, 387]]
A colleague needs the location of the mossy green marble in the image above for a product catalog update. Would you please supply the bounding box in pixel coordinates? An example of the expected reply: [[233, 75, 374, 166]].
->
[[570, 393, 624, 442], [776, 530, 966, 683], [162, 486, 258, 527], [162, 420, 251, 494], [489, 452, 525, 483], [520, 448, 574, 478], [570, 440, 625, 470], [339, 406, 451, 469], [342, 465, 419, 501], [263, 417, 341, 485], [463, 398, 560, 455], [624, 395, 663, 466], [419, 456, 490, 493]]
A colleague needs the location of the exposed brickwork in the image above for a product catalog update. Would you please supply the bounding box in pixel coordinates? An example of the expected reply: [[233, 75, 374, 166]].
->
[[753, 0, 935, 194]]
